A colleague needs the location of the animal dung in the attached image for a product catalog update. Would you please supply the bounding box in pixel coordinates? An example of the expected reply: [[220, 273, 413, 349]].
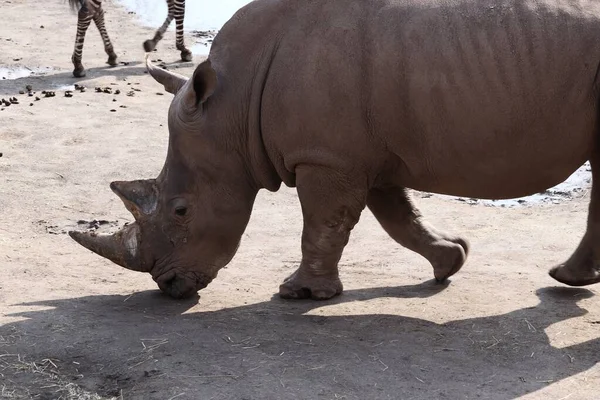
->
[[2, 97, 20, 105]]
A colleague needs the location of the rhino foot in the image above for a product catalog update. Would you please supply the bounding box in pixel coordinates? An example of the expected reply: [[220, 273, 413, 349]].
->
[[549, 263, 600, 286], [431, 237, 469, 282], [549, 231, 600, 286], [279, 269, 343, 300]]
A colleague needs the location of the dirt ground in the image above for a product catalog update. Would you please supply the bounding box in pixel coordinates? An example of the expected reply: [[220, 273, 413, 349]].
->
[[1, 0, 599, 399]]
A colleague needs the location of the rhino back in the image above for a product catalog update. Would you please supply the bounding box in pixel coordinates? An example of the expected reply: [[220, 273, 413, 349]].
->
[[214, 0, 600, 198]]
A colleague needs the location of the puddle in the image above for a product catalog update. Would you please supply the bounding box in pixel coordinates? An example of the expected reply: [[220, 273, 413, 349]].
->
[[0, 66, 53, 80], [431, 162, 592, 207], [117, 0, 251, 54]]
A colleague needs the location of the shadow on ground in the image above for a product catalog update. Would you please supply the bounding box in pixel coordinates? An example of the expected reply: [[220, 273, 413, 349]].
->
[[1, 283, 598, 399], [0, 58, 195, 94]]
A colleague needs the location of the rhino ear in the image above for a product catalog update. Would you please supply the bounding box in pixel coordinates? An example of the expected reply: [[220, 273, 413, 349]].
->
[[146, 54, 188, 95], [189, 59, 217, 105]]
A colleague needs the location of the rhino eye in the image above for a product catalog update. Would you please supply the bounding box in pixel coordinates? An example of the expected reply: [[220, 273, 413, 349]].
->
[[175, 206, 187, 217]]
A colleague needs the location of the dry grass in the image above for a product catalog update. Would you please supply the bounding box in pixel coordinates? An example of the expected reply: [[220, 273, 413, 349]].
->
[[0, 354, 115, 400]]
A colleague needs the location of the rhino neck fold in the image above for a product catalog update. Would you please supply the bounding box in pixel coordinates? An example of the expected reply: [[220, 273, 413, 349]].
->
[[243, 45, 284, 192]]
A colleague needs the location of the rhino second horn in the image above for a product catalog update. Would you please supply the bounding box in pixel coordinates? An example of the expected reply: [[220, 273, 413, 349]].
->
[[68, 223, 145, 272], [145, 54, 187, 95], [110, 180, 158, 220]]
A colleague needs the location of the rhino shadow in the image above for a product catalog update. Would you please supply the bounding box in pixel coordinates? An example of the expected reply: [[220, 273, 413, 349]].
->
[[0, 283, 598, 400]]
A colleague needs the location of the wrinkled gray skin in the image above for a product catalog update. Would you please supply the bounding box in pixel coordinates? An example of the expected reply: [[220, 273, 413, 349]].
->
[[71, 0, 600, 299]]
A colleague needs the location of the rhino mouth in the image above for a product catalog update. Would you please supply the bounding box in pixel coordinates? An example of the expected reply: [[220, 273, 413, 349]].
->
[[153, 269, 212, 299]]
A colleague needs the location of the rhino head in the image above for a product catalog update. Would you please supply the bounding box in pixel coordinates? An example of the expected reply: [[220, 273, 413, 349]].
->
[[70, 57, 259, 299]]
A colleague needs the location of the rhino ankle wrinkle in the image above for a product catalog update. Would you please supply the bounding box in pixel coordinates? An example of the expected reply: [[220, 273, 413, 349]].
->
[[70, 0, 600, 299]]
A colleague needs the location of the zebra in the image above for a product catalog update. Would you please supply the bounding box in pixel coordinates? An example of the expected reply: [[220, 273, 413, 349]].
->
[[68, 0, 192, 78]]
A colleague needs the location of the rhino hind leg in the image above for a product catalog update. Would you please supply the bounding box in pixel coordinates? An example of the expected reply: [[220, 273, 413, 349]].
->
[[279, 167, 367, 300], [366, 186, 469, 282], [549, 156, 600, 286]]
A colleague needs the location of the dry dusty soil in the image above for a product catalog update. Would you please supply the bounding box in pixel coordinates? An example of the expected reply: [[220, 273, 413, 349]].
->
[[1, 0, 599, 399]]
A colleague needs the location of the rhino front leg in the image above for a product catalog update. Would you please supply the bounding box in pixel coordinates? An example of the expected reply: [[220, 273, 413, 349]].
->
[[367, 186, 469, 282], [549, 156, 600, 286], [279, 167, 368, 300]]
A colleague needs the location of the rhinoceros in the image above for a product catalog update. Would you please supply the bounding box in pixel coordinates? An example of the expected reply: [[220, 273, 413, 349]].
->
[[70, 0, 600, 299]]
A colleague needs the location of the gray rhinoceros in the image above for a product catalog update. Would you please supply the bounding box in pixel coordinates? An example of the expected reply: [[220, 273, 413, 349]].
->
[[70, 0, 600, 299]]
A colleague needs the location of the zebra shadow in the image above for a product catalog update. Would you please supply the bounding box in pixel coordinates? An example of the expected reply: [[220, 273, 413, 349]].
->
[[0, 282, 598, 399], [0, 58, 196, 94]]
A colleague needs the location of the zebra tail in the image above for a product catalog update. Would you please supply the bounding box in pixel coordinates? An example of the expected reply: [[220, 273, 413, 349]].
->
[[68, 0, 86, 11]]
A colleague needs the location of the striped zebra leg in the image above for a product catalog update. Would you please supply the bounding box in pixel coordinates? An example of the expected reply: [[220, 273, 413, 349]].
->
[[71, 6, 95, 78], [143, 0, 174, 53], [173, 0, 192, 62], [92, 6, 118, 66], [143, 0, 191, 62]]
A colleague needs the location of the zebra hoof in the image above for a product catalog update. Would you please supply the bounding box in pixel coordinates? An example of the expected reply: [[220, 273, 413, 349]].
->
[[73, 68, 86, 78], [143, 40, 156, 53], [180, 49, 192, 62], [107, 54, 118, 67]]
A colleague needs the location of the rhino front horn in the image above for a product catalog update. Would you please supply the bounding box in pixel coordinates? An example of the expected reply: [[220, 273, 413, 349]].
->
[[69, 223, 145, 272]]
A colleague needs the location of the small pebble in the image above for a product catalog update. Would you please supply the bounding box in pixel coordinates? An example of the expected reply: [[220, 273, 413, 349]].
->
[[35, 96, 40, 101], [115, 89, 120, 95], [40, 25, 44, 28], [110, 109, 116, 112], [119, 105, 127, 108], [29, 103, 33, 106], [156, 92, 164, 96], [18, 90, 24, 94], [25, 85, 32, 91], [65, 91, 73, 98]]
